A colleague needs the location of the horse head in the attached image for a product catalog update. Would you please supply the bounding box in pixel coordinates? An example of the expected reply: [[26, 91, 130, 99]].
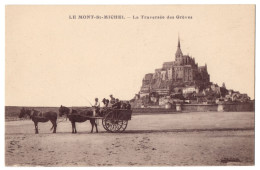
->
[[19, 108, 32, 118], [19, 107, 25, 118], [59, 105, 70, 117]]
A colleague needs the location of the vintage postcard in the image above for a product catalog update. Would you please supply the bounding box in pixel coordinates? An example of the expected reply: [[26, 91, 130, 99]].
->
[[5, 5, 255, 166]]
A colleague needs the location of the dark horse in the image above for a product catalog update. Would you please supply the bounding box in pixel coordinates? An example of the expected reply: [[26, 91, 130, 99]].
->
[[19, 108, 57, 134], [59, 105, 98, 133]]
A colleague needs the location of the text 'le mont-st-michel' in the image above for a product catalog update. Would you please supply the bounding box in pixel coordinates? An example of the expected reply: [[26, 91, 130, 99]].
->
[[69, 15, 193, 20]]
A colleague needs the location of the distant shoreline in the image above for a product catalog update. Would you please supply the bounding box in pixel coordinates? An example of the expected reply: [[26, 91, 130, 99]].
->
[[5, 104, 254, 122]]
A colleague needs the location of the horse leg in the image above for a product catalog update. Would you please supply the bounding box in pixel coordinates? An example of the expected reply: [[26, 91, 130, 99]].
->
[[90, 120, 94, 133], [53, 116, 57, 133], [54, 122, 57, 133], [34, 121, 39, 134], [74, 122, 77, 133], [50, 120, 57, 133], [71, 122, 75, 133], [95, 120, 98, 133]]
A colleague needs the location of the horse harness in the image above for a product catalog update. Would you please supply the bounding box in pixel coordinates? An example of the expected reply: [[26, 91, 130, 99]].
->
[[30, 110, 44, 118]]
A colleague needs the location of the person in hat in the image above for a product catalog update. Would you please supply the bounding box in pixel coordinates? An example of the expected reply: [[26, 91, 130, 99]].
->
[[110, 95, 116, 104], [102, 98, 110, 107]]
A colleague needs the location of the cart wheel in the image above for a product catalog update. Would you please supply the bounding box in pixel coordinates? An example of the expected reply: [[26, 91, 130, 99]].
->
[[103, 117, 128, 133], [103, 118, 117, 133], [115, 120, 128, 132], [102, 118, 109, 131], [102, 110, 112, 131]]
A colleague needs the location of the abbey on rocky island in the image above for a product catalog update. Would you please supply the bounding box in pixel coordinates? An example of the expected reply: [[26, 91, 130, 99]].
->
[[140, 37, 210, 97], [132, 37, 251, 108]]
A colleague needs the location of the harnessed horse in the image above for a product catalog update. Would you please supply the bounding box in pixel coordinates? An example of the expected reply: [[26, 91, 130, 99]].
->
[[59, 105, 98, 133], [19, 108, 57, 134]]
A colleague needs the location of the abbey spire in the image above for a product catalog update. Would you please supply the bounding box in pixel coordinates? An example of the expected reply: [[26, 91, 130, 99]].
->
[[178, 35, 181, 48], [175, 35, 183, 62]]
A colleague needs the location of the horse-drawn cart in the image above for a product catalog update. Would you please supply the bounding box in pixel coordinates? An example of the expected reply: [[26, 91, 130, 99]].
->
[[59, 105, 132, 133]]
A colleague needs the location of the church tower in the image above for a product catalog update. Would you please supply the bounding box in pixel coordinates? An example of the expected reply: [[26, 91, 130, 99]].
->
[[175, 36, 183, 65]]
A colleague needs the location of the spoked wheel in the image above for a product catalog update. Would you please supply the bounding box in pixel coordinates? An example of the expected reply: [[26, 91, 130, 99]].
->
[[102, 118, 109, 131], [103, 119, 128, 133], [102, 110, 112, 131], [102, 111, 128, 133], [116, 119, 128, 132]]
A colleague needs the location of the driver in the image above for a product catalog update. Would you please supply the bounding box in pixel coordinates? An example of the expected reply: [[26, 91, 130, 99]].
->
[[93, 98, 100, 117]]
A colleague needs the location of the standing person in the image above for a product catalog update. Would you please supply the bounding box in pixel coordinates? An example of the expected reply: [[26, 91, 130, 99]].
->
[[110, 95, 116, 104], [93, 98, 100, 117]]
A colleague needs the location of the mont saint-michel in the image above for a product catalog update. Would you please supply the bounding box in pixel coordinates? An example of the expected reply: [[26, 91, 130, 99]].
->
[[132, 37, 252, 109]]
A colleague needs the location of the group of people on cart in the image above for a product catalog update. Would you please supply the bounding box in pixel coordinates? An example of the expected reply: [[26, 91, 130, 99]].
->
[[92, 94, 131, 117]]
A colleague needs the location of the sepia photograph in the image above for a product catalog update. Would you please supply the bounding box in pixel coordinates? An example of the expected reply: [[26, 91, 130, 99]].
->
[[4, 4, 255, 166]]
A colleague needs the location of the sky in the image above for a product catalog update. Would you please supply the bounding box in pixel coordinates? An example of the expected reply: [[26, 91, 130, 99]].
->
[[5, 5, 255, 106]]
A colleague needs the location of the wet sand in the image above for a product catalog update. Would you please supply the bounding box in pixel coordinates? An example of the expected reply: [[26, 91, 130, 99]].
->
[[5, 112, 254, 166]]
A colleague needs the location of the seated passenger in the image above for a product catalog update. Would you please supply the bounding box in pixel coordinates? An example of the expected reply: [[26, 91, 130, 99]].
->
[[126, 101, 131, 110], [106, 99, 109, 107], [112, 98, 121, 109], [121, 102, 126, 109], [102, 98, 109, 107]]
